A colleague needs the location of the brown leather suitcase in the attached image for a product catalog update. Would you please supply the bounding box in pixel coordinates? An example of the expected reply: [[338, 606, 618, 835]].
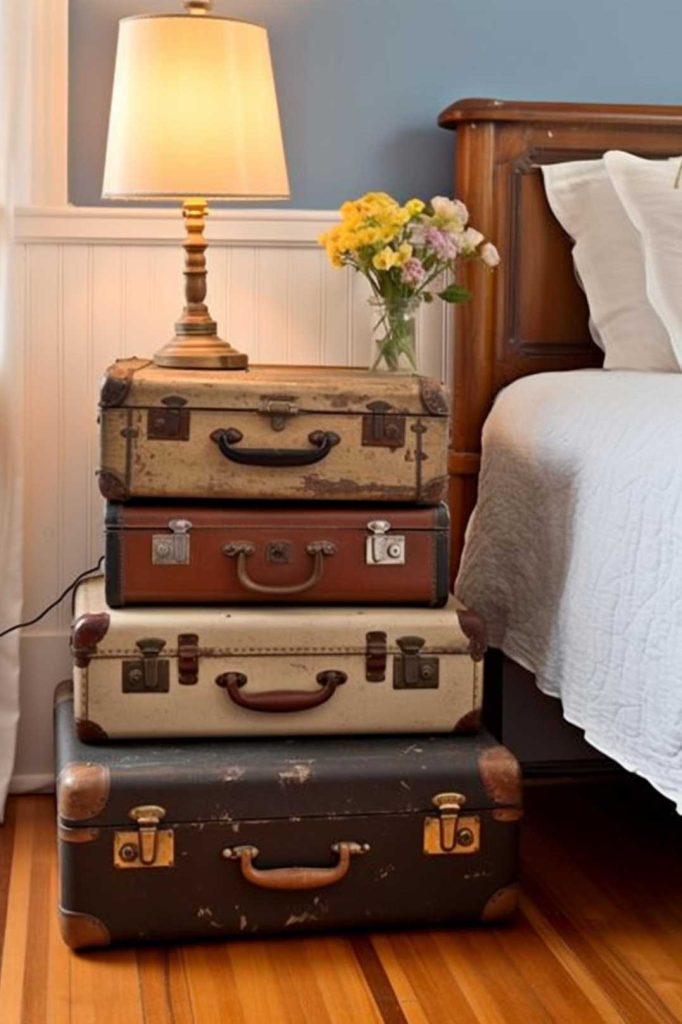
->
[[98, 360, 449, 505], [54, 680, 521, 950], [104, 501, 450, 607]]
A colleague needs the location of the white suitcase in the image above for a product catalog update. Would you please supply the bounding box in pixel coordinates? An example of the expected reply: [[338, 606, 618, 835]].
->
[[71, 578, 485, 741]]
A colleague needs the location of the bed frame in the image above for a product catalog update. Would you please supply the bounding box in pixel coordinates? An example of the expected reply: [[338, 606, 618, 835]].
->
[[438, 99, 682, 771], [438, 98, 682, 576]]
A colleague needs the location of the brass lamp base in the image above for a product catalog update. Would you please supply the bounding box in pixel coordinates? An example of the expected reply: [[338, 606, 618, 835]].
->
[[154, 334, 248, 370]]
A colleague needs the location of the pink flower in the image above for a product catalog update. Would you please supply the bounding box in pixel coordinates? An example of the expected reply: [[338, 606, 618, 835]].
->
[[423, 226, 458, 261], [401, 257, 426, 286]]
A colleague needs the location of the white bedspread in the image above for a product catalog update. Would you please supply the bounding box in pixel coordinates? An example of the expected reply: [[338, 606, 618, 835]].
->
[[455, 370, 682, 809]]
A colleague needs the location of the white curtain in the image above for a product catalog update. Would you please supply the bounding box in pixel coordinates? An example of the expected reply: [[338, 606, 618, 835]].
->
[[0, 0, 28, 819]]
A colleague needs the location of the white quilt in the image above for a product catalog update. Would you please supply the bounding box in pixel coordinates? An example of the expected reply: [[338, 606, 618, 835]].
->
[[455, 370, 682, 809]]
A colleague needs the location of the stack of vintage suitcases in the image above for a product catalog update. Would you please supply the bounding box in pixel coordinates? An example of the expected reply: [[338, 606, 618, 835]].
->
[[54, 359, 522, 949]]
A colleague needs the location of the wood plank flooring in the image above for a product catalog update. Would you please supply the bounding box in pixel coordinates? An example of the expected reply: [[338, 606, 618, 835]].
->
[[0, 779, 680, 1024]]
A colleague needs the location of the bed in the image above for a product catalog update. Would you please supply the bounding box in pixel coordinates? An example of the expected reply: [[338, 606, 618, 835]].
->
[[438, 99, 682, 805]]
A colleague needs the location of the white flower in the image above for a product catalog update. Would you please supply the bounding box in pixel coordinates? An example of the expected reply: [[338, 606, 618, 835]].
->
[[430, 196, 469, 233], [480, 241, 500, 267], [457, 227, 484, 255]]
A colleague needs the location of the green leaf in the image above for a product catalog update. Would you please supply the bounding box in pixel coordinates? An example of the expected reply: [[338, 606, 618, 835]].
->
[[438, 284, 471, 303], [423, 291, 433, 303]]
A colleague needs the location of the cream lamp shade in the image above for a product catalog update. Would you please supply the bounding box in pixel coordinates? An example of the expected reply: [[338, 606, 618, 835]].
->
[[103, 13, 289, 200], [102, 4, 289, 369]]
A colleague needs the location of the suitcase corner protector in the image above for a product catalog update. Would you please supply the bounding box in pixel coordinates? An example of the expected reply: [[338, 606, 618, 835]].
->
[[480, 883, 520, 923], [57, 761, 111, 822], [58, 907, 111, 950]]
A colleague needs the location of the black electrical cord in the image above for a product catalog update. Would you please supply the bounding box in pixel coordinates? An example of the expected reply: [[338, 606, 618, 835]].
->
[[0, 557, 105, 639]]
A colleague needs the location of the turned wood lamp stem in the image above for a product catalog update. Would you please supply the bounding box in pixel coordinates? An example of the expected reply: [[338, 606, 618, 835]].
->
[[178, 199, 215, 335]]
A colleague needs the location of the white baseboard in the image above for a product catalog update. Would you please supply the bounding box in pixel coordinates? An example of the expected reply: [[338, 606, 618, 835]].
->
[[10, 773, 54, 794]]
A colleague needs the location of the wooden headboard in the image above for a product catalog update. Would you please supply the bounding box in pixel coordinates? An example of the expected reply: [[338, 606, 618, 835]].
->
[[438, 98, 682, 577]]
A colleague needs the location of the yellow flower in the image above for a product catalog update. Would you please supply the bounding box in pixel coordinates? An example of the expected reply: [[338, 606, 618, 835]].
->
[[395, 242, 413, 266], [373, 247, 400, 271], [405, 198, 425, 217]]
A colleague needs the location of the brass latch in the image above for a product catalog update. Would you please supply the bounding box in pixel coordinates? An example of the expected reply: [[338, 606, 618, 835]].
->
[[122, 638, 170, 693], [423, 793, 480, 855], [152, 518, 192, 565], [114, 804, 175, 869], [393, 636, 439, 689]]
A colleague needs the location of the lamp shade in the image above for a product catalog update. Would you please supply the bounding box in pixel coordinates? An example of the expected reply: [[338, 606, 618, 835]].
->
[[102, 14, 289, 200]]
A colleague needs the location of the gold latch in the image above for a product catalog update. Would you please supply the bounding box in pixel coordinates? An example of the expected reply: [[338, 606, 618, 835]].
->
[[260, 399, 299, 431], [423, 792, 480, 855], [114, 804, 175, 869]]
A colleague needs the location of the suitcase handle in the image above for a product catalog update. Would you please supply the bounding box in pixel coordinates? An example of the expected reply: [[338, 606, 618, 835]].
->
[[210, 428, 340, 467], [221, 841, 370, 890], [216, 669, 347, 712], [222, 540, 337, 595]]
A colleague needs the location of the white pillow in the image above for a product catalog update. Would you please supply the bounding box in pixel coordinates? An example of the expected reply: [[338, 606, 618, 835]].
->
[[605, 151, 682, 371], [542, 159, 679, 372]]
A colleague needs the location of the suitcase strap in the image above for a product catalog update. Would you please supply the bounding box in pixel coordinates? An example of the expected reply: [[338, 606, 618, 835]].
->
[[222, 540, 336, 595], [210, 428, 340, 467], [221, 841, 370, 890], [215, 669, 347, 712]]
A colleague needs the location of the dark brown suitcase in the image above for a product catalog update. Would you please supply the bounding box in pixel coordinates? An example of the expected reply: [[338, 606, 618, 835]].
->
[[104, 501, 450, 607], [54, 681, 521, 950]]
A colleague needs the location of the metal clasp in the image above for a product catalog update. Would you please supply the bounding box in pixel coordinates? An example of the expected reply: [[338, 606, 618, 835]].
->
[[260, 399, 299, 431], [393, 636, 439, 689], [152, 519, 192, 565], [423, 793, 480, 855], [365, 520, 406, 566], [122, 637, 170, 693], [115, 804, 175, 869]]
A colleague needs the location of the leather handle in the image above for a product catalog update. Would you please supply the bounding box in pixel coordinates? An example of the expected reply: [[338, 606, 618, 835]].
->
[[221, 841, 369, 890], [216, 669, 347, 712], [222, 541, 336, 595], [210, 428, 340, 467]]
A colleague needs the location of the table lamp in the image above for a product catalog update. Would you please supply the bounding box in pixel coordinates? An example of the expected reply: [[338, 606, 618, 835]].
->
[[102, 0, 289, 369]]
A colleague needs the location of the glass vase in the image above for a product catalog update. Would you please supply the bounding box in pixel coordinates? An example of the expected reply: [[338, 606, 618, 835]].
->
[[369, 296, 419, 373]]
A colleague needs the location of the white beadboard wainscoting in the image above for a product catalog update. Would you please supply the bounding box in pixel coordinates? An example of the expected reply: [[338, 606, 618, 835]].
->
[[11, 206, 453, 790]]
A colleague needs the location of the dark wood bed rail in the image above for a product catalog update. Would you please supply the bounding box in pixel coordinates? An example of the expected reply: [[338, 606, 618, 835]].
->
[[438, 98, 682, 578]]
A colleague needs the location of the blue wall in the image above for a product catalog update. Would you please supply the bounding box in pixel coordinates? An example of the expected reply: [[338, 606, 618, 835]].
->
[[69, 0, 682, 208]]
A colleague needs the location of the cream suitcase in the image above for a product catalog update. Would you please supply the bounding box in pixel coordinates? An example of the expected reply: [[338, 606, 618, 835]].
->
[[98, 360, 449, 504], [71, 577, 485, 741]]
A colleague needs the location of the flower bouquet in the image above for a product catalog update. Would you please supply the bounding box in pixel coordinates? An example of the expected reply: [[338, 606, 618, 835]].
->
[[319, 192, 499, 372]]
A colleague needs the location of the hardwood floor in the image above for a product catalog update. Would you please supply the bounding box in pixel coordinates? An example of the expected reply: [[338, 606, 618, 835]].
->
[[0, 780, 680, 1023]]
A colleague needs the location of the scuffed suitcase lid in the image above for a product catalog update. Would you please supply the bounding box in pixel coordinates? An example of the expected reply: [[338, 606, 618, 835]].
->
[[55, 683, 520, 827], [100, 359, 449, 417]]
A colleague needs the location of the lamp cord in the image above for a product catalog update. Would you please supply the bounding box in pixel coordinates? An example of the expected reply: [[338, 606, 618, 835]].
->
[[0, 557, 105, 639]]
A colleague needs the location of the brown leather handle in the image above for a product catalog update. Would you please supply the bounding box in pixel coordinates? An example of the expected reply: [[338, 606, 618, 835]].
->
[[221, 841, 370, 890], [210, 428, 340, 467], [216, 669, 347, 712], [222, 541, 336, 595]]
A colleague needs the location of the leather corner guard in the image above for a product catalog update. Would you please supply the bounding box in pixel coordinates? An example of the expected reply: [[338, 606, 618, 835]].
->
[[57, 762, 111, 822], [456, 608, 487, 662], [99, 357, 150, 408], [58, 908, 111, 950], [71, 612, 110, 668], [97, 470, 129, 501], [419, 377, 450, 416], [481, 884, 520, 923], [478, 746, 522, 807], [453, 707, 482, 734], [75, 719, 109, 744], [54, 679, 74, 705]]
